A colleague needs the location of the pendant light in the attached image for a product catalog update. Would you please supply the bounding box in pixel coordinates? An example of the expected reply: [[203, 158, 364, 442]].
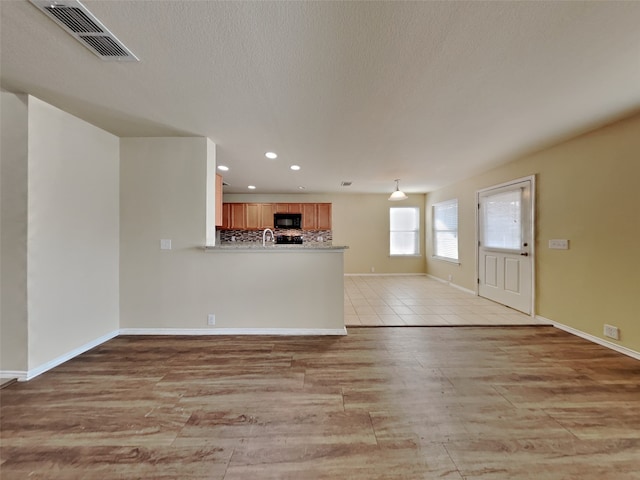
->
[[388, 179, 408, 201]]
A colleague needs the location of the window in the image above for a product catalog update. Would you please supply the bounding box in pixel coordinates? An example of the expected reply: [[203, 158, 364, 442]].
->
[[433, 199, 458, 261], [390, 207, 420, 255]]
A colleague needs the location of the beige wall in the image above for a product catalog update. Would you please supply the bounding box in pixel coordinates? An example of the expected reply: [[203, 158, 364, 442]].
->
[[1, 92, 29, 372], [224, 193, 427, 274], [1, 94, 120, 374], [27, 96, 120, 370], [120, 138, 344, 331], [426, 113, 640, 353]]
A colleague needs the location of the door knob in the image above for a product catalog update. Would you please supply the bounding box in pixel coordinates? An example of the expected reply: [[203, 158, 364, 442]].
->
[[520, 252, 529, 256]]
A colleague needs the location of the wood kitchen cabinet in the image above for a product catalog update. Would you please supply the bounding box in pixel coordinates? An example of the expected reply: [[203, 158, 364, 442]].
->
[[302, 204, 316, 229], [302, 203, 332, 229], [316, 203, 332, 230], [215, 174, 223, 227], [221, 202, 332, 230], [229, 203, 246, 229], [260, 204, 275, 228], [246, 203, 275, 229], [287, 203, 303, 214], [245, 203, 261, 229], [221, 203, 231, 229]]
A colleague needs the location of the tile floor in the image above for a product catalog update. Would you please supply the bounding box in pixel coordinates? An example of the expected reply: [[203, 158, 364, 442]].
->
[[345, 275, 551, 327]]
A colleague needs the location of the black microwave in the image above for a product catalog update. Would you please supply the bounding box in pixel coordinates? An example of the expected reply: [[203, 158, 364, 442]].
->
[[274, 213, 302, 229]]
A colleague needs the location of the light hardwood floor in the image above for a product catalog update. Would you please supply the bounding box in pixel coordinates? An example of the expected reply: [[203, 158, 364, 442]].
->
[[345, 275, 550, 326], [1, 327, 639, 479]]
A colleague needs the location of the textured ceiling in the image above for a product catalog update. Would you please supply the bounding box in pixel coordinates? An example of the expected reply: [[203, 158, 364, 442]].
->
[[2, 0, 640, 194]]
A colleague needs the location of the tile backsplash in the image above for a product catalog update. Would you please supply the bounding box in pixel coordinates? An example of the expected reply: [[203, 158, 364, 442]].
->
[[219, 229, 332, 244]]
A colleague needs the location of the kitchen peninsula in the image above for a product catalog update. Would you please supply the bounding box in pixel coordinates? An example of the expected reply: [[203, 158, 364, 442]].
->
[[204, 243, 348, 334]]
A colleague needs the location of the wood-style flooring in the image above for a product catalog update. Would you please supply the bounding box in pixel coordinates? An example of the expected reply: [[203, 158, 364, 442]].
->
[[345, 275, 550, 326], [1, 327, 639, 479]]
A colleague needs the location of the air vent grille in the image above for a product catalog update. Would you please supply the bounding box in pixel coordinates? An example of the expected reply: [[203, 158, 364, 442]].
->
[[79, 35, 129, 57], [30, 0, 139, 61], [44, 6, 102, 33]]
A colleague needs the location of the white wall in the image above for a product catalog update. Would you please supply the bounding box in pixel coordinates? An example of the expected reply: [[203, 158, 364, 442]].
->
[[120, 138, 344, 331], [0, 92, 29, 372], [26, 96, 120, 370]]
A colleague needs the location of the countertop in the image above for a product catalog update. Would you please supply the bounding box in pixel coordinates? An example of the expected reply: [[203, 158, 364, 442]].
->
[[205, 243, 348, 252]]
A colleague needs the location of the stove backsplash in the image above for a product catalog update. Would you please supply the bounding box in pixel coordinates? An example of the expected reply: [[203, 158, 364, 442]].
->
[[220, 229, 332, 244]]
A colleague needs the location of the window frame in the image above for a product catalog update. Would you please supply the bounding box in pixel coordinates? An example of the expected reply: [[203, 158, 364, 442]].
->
[[389, 206, 421, 257], [432, 199, 459, 264]]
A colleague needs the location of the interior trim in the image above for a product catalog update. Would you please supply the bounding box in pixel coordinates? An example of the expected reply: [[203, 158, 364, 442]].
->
[[22, 329, 120, 381], [540, 316, 640, 361], [119, 328, 348, 336]]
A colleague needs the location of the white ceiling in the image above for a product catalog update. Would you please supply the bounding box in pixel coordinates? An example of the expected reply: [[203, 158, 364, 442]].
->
[[2, 1, 640, 194]]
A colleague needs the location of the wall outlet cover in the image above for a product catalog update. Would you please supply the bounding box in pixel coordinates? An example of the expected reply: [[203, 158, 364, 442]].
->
[[603, 324, 620, 340], [160, 239, 172, 250], [549, 239, 569, 250], [207, 314, 216, 326]]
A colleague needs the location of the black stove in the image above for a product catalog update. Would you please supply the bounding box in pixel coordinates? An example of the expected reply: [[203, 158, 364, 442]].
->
[[276, 235, 303, 245]]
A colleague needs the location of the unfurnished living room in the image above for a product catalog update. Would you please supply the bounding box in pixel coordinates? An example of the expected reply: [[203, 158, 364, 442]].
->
[[1, 1, 639, 479]]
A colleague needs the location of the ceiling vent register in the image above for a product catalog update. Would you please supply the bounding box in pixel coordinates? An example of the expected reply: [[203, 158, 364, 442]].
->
[[29, 0, 138, 61]]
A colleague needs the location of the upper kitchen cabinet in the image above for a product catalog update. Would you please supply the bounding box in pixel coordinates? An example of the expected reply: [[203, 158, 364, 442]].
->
[[220, 202, 332, 230], [229, 203, 246, 229], [303, 203, 332, 229], [302, 204, 316, 229], [246, 203, 275, 229], [288, 203, 303, 214], [221, 203, 231, 229], [245, 203, 261, 229], [215, 174, 223, 227], [316, 203, 332, 230], [260, 204, 275, 228]]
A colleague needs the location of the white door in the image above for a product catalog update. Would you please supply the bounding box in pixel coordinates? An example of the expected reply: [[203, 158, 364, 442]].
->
[[477, 177, 534, 314]]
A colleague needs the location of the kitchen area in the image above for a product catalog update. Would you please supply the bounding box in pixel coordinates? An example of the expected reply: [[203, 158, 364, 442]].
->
[[217, 202, 333, 246]]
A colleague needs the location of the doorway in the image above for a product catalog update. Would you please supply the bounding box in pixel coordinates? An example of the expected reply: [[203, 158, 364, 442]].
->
[[477, 176, 535, 315]]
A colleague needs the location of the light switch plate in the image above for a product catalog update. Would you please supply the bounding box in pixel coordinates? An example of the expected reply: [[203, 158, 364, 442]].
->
[[549, 239, 569, 250], [160, 239, 172, 250]]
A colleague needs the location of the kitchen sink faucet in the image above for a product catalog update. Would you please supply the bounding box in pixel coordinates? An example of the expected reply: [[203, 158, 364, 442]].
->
[[262, 228, 275, 247]]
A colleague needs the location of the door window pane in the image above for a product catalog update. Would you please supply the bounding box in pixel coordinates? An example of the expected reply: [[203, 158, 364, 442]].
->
[[482, 189, 522, 249]]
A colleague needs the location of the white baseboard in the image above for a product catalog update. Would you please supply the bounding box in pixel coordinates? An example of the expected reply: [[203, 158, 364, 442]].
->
[[0, 370, 28, 382], [449, 283, 476, 295], [24, 329, 119, 381], [344, 273, 427, 277], [538, 315, 640, 361], [426, 274, 476, 295], [119, 327, 348, 336]]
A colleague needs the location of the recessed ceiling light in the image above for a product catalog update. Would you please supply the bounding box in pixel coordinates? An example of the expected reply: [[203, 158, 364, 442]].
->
[[217, 165, 229, 171], [265, 152, 278, 159], [248, 185, 256, 190], [290, 165, 301, 171]]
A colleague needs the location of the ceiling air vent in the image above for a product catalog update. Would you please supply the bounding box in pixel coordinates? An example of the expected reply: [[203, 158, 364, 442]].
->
[[29, 0, 139, 61], [341, 181, 353, 187]]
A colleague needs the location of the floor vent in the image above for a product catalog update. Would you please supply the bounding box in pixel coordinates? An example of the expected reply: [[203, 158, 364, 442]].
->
[[30, 0, 138, 61]]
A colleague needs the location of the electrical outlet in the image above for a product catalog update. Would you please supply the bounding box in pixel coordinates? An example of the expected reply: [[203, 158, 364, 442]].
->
[[603, 324, 620, 340], [207, 314, 216, 326], [448, 274, 453, 282], [370, 266, 375, 273], [160, 239, 172, 250]]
